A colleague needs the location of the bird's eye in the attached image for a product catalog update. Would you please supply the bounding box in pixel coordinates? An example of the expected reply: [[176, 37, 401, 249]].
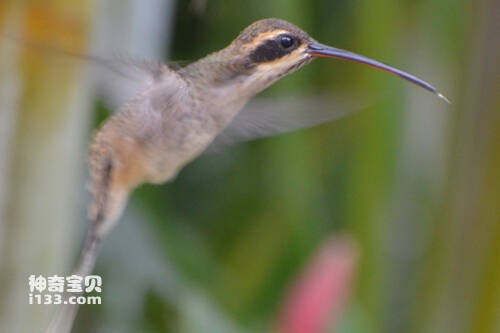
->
[[280, 35, 294, 48]]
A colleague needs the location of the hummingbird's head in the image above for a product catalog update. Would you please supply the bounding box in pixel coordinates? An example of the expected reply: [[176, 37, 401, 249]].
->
[[229, 18, 314, 84], [227, 18, 448, 102]]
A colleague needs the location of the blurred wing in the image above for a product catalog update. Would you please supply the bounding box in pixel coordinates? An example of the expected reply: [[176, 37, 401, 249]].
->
[[89, 55, 185, 110], [207, 94, 368, 152], [1, 33, 185, 110]]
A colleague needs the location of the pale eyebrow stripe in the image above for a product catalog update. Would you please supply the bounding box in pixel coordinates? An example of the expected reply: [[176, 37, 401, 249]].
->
[[246, 30, 289, 47]]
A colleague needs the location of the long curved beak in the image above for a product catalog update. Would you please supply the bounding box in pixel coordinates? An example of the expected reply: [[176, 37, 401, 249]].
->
[[307, 42, 450, 103]]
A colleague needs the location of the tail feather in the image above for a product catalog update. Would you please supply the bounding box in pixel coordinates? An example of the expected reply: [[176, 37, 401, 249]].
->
[[47, 144, 130, 333]]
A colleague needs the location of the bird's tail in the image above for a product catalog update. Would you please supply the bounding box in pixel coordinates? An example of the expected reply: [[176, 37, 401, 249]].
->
[[47, 146, 129, 333]]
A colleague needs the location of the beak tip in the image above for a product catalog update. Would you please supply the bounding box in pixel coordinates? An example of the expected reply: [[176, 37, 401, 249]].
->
[[437, 92, 451, 104]]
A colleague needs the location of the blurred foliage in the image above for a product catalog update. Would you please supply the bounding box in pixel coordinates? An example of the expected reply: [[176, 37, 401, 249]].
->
[[0, 1, 93, 332], [146, 1, 498, 332], [1, 0, 498, 332], [69, 0, 493, 333]]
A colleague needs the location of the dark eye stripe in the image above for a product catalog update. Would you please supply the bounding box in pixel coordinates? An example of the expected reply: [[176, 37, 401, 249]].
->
[[249, 40, 287, 63], [249, 36, 300, 63]]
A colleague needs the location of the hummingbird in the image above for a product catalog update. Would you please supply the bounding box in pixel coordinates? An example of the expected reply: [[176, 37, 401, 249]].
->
[[77, 16, 449, 290], [46, 17, 450, 333]]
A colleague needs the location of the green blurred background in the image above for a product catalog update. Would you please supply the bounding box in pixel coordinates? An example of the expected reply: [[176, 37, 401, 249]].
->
[[0, 0, 498, 332]]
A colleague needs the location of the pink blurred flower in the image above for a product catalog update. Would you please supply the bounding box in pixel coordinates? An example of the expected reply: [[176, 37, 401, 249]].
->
[[275, 236, 358, 333]]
